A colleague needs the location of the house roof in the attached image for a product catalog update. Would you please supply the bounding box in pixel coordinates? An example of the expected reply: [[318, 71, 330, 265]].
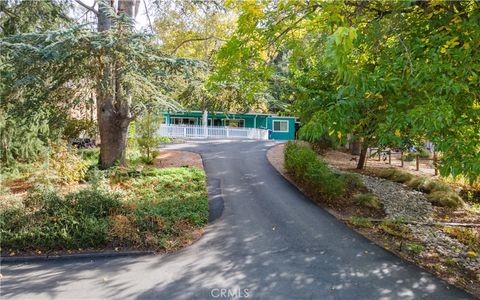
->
[[165, 110, 297, 119]]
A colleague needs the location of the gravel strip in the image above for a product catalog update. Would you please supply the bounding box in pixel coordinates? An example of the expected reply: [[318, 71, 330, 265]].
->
[[358, 174, 479, 276], [360, 174, 433, 222]]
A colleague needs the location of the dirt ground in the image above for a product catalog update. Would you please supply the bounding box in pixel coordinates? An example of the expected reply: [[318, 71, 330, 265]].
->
[[323, 149, 437, 177], [266, 143, 287, 175], [153, 150, 204, 170]]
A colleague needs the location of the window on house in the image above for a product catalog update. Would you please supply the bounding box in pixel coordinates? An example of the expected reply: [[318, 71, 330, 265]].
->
[[207, 118, 223, 126], [171, 117, 197, 125], [224, 119, 245, 128], [273, 120, 289, 132]]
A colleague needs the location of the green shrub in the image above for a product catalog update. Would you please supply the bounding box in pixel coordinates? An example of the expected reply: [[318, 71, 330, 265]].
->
[[284, 142, 318, 180], [353, 193, 381, 209], [136, 113, 164, 161], [305, 159, 345, 199], [0, 205, 27, 232], [426, 191, 464, 208], [285, 142, 345, 199]]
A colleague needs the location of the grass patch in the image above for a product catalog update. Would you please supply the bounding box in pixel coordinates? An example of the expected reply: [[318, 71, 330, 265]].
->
[[373, 168, 413, 183], [353, 193, 381, 209], [378, 219, 413, 239], [350, 216, 373, 227], [406, 242, 425, 254], [0, 167, 208, 254], [427, 191, 464, 208]]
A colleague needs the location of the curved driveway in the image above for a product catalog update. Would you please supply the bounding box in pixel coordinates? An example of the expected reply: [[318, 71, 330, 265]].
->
[[1, 141, 473, 299]]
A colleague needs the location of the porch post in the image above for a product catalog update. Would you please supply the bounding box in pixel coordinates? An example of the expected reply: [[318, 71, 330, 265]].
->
[[202, 110, 208, 138]]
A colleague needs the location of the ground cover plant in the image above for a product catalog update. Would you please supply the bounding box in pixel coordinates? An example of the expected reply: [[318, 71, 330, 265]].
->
[[0, 147, 208, 255]]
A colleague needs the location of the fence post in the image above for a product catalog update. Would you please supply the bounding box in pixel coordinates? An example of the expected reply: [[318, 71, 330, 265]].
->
[[388, 150, 391, 164], [226, 128, 229, 138], [416, 154, 420, 171], [400, 151, 404, 167], [433, 151, 438, 176], [183, 127, 186, 137]]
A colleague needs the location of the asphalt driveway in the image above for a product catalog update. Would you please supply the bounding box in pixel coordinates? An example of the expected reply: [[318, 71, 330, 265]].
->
[[0, 140, 474, 299]]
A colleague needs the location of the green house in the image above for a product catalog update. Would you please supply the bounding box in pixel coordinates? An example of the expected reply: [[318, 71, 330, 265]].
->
[[163, 111, 297, 140]]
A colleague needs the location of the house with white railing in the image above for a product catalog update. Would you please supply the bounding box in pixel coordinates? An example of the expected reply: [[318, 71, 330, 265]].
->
[[159, 111, 297, 140]]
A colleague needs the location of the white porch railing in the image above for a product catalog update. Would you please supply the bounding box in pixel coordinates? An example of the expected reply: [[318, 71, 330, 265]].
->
[[158, 124, 269, 140]]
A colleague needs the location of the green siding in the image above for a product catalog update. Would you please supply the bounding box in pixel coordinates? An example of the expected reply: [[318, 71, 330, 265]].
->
[[266, 117, 296, 140], [163, 111, 296, 140]]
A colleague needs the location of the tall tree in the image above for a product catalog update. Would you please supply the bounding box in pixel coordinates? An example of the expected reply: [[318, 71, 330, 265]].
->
[[95, 0, 139, 168], [1, 0, 189, 168], [213, 0, 480, 181]]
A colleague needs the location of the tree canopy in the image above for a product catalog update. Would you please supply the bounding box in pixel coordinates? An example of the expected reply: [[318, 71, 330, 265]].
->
[[213, 0, 480, 182], [0, 0, 478, 181]]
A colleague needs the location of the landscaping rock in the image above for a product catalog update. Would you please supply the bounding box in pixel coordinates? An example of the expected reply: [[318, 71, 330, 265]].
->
[[359, 174, 480, 275], [359, 175, 433, 222]]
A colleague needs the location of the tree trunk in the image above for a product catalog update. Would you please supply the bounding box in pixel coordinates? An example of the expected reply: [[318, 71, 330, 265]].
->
[[96, 0, 135, 169], [350, 140, 361, 155], [357, 143, 369, 169]]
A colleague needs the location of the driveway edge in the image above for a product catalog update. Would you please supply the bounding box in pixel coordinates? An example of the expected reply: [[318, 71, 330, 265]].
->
[[0, 250, 156, 264]]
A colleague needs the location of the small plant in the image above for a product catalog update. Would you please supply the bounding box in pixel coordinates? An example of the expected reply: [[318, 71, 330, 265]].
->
[[443, 227, 479, 252], [338, 172, 365, 189], [108, 214, 140, 246], [407, 242, 425, 254], [136, 113, 164, 163], [422, 180, 451, 193], [379, 219, 412, 239], [49, 141, 89, 184], [85, 168, 109, 189], [373, 168, 413, 183], [350, 216, 373, 227], [65, 188, 123, 218], [405, 176, 427, 190], [353, 193, 381, 209], [23, 184, 63, 212]]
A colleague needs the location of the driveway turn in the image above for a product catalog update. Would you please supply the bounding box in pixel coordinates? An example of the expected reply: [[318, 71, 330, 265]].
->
[[1, 140, 473, 299]]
